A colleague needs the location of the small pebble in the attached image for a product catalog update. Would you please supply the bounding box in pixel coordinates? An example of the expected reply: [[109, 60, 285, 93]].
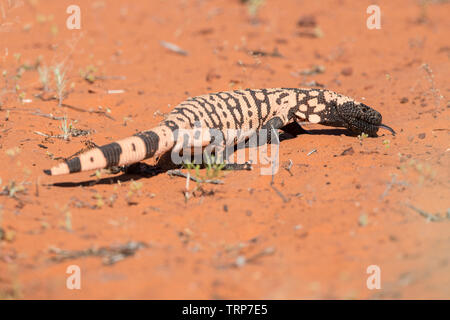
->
[[236, 256, 246, 268], [341, 67, 353, 76]]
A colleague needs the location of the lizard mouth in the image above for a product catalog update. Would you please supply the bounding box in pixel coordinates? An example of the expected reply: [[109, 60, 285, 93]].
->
[[337, 103, 396, 137], [344, 118, 396, 137]]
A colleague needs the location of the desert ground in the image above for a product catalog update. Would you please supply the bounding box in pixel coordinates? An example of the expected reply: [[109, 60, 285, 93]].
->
[[0, 0, 449, 299]]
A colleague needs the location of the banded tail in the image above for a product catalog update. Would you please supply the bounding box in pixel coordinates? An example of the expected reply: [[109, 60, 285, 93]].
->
[[43, 125, 174, 176]]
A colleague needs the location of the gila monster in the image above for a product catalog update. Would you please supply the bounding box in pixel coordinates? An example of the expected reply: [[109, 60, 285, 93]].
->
[[44, 88, 395, 176]]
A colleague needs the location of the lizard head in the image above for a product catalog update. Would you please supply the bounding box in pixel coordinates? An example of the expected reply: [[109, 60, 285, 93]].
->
[[311, 97, 395, 137]]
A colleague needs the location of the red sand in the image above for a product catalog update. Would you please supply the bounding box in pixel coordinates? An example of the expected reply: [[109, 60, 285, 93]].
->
[[0, 0, 449, 299]]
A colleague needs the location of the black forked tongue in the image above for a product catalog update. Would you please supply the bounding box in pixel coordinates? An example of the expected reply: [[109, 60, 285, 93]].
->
[[378, 124, 396, 136]]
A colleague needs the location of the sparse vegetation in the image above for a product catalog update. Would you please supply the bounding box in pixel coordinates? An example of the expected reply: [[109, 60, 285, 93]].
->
[[421, 63, 442, 115], [0, 204, 3, 238], [0, 53, 42, 106], [0, 265, 22, 299], [416, 0, 430, 23], [107, 193, 118, 207], [5, 146, 20, 157], [398, 154, 437, 186], [407, 158, 436, 185], [407, 204, 448, 222], [182, 161, 201, 201], [48, 241, 148, 265], [126, 180, 143, 205], [60, 114, 71, 140], [358, 213, 369, 227], [181, 155, 225, 200], [50, 24, 58, 36], [357, 132, 369, 144], [37, 65, 50, 92], [184, 155, 225, 183], [0, 70, 7, 106], [34, 115, 90, 140], [0, 180, 27, 198], [244, 0, 265, 19], [79, 65, 97, 83], [95, 169, 103, 179], [123, 116, 132, 126], [13, 53, 21, 64], [94, 193, 104, 209], [62, 205, 72, 232], [17, 91, 25, 104], [53, 63, 67, 106], [0, 202, 15, 243], [204, 155, 226, 180]]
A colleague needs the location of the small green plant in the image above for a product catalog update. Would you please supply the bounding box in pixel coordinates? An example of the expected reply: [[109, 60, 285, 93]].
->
[[126, 180, 143, 204], [107, 193, 118, 207], [79, 65, 97, 83], [0, 264, 22, 299], [13, 53, 21, 64], [245, 0, 265, 19], [407, 158, 436, 185], [5, 147, 21, 157], [183, 156, 226, 181], [0, 180, 27, 198], [18, 91, 26, 104], [421, 63, 442, 113], [204, 155, 226, 180], [36, 14, 46, 24], [50, 24, 59, 36], [382, 139, 390, 149], [53, 64, 67, 106], [95, 169, 102, 179], [2, 70, 7, 87], [417, 0, 429, 23], [182, 155, 225, 200], [358, 213, 369, 227], [182, 161, 200, 202], [0, 71, 6, 106], [64, 207, 72, 232], [94, 193, 104, 209], [130, 180, 143, 193], [0, 203, 15, 241], [0, 203, 3, 233], [37, 65, 50, 92], [183, 161, 201, 179], [60, 114, 72, 140], [358, 132, 368, 144], [123, 116, 132, 126]]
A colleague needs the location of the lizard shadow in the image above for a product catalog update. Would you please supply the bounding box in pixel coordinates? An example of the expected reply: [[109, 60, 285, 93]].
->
[[50, 128, 354, 188], [280, 128, 352, 142]]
